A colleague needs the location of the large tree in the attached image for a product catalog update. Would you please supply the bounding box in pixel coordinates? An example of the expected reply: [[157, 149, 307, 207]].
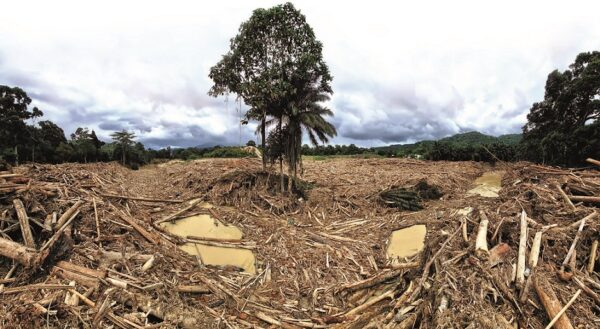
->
[[208, 2, 332, 171], [0, 85, 42, 164], [521, 51, 600, 166], [71, 127, 97, 163], [110, 130, 136, 165]]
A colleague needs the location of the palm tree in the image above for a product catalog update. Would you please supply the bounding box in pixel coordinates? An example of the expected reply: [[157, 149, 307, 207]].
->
[[283, 90, 337, 191]]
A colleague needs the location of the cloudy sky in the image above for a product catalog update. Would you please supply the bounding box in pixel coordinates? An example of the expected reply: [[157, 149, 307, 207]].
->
[[1, 1, 599, 148]]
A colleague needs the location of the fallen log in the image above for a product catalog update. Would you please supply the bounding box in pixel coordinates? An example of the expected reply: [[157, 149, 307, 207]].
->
[[55, 200, 83, 229], [56, 260, 106, 279], [586, 158, 600, 167], [560, 214, 587, 280], [13, 199, 35, 248], [53, 267, 100, 288], [115, 209, 160, 244], [101, 193, 184, 203], [0, 237, 39, 267], [555, 184, 576, 211], [489, 243, 511, 267], [337, 268, 405, 294], [568, 195, 600, 204], [544, 289, 581, 329], [534, 275, 574, 329], [475, 210, 489, 256], [176, 285, 211, 294], [155, 197, 205, 224], [516, 210, 528, 289], [588, 240, 598, 274]]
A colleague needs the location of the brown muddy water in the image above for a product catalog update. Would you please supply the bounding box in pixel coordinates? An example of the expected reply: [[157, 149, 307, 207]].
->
[[159, 209, 256, 274], [386, 225, 427, 263], [467, 171, 504, 198]]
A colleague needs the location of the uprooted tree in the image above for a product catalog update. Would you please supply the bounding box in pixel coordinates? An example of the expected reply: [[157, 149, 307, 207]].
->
[[209, 2, 336, 190], [521, 51, 600, 166]]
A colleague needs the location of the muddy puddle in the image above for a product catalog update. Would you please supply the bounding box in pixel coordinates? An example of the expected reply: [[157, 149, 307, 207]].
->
[[386, 225, 426, 263], [467, 171, 504, 198], [159, 210, 256, 274]]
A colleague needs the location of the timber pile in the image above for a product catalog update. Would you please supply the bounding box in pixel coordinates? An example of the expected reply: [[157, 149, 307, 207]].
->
[[0, 158, 598, 328]]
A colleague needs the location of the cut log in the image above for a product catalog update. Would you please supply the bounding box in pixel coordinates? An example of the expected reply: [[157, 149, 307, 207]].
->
[[13, 199, 35, 248], [516, 210, 528, 288], [56, 200, 83, 229], [101, 193, 184, 203], [115, 210, 160, 244], [155, 197, 205, 224], [40, 210, 79, 252], [53, 267, 100, 288], [544, 289, 581, 329], [141, 255, 155, 272], [475, 210, 489, 255], [586, 158, 600, 167], [560, 214, 587, 279], [588, 240, 598, 274], [534, 275, 574, 329], [176, 285, 211, 294], [0, 237, 39, 267], [555, 184, 576, 211], [529, 231, 543, 269], [56, 261, 106, 279], [568, 195, 600, 204], [489, 243, 512, 267]]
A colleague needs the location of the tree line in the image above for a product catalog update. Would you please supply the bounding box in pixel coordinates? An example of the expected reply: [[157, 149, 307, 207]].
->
[[0, 85, 148, 168], [2, 4, 597, 170]]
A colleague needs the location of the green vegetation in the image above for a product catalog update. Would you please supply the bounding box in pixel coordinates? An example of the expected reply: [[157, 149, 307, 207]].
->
[[209, 2, 336, 191], [521, 51, 600, 166]]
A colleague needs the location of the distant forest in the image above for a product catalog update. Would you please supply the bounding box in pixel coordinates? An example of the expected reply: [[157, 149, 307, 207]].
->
[[1, 51, 598, 168]]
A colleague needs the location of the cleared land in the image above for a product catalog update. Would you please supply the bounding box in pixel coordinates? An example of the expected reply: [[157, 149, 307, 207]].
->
[[0, 158, 599, 328]]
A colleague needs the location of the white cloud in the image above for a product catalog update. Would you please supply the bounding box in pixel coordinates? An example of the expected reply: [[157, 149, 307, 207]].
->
[[1, 0, 599, 147]]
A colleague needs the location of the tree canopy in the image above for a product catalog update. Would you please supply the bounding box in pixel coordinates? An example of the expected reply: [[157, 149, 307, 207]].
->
[[209, 2, 334, 174], [521, 51, 600, 166]]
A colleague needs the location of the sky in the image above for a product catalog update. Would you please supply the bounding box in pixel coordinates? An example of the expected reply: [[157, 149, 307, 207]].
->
[[1, 0, 599, 149]]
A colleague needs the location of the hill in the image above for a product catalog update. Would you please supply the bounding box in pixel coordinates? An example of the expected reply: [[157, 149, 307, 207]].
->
[[376, 131, 522, 156]]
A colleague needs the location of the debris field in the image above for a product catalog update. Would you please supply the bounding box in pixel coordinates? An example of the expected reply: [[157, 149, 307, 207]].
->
[[0, 157, 599, 328]]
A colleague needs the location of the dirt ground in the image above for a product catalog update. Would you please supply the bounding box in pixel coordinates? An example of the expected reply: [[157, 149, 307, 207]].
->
[[0, 157, 599, 328]]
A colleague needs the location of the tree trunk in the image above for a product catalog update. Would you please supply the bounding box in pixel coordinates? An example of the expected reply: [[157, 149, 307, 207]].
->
[[14, 145, 19, 166], [261, 111, 266, 171], [279, 158, 284, 194], [288, 162, 293, 192], [278, 118, 285, 193]]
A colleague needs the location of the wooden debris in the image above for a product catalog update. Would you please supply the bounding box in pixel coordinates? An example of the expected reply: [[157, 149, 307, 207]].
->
[[475, 210, 489, 255], [534, 275, 574, 329], [516, 210, 528, 288]]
